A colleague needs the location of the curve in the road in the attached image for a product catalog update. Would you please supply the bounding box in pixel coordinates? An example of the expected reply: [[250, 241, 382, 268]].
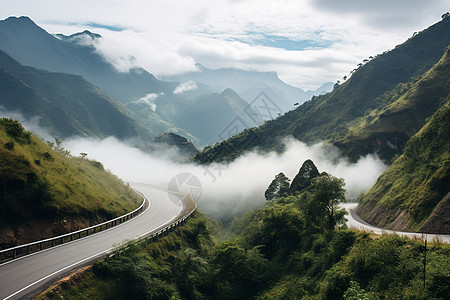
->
[[343, 202, 450, 243], [0, 184, 193, 300]]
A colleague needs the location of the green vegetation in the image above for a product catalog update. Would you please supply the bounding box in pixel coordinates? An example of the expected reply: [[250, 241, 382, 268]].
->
[[357, 100, 450, 234], [264, 172, 290, 201], [38, 170, 449, 299], [194, 17, 450, 164], [0, 118, 141, 247]]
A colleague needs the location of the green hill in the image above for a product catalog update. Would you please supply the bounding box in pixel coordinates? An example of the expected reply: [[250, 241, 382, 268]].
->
[[0, 118, 141, 248], [357, 100, 450, 234], [194, 17, 450, 164]]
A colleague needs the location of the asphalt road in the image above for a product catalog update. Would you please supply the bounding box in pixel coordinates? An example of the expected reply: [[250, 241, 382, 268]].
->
[[0, 185, 185, 300], [343, 202, 450, 243]]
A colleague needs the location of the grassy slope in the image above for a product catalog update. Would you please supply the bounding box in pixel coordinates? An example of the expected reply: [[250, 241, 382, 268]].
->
[[0, 119, 141, 248], [357, 99, 450, 234], [194, 17, 450, 164]]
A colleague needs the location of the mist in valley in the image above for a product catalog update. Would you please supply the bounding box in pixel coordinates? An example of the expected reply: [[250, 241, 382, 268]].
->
[[64, 136, 387, 219]]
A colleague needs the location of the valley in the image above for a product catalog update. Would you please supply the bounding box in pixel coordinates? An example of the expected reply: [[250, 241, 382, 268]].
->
[[0, 4, 449, 300]]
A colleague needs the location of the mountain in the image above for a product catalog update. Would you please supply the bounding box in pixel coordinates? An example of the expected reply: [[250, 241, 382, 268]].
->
[[194, 17, 450, 164], [163, 64, 333, 112], [0, 16, 279, 145], [140, 132, 200, 160], [128, 88, 259, 146], [0, 118, 141, 248], [172, 89, 260, 145], [357, 100, 450, 234], [0, 49, 153, 140], [0, 16, 175, 103]]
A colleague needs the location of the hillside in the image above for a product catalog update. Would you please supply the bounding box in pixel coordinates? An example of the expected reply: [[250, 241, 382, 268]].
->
[[194, 16, 450, 164], [334, 46, 450, 162], [0, 118, 141, 248], [0, 49, 156, 140], [357, 100, 450, 234]]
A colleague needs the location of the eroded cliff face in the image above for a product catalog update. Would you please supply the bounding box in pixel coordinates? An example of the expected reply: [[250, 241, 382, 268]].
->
[[420, 192, 450, 234], [357, 100, 450, 235]]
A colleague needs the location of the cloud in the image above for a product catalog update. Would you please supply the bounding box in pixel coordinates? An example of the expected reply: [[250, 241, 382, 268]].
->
[[63, 136, 387, 219], [1, 0, 446, 90], [130, 93, 163, 111], [311, 0, 448, 29], [173, 81, 198, 94]]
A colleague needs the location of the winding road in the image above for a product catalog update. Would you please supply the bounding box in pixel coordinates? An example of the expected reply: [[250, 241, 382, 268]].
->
[[1, 193, 448, 299], [343, 203, 450, 243], [0, 185, 190, 300]]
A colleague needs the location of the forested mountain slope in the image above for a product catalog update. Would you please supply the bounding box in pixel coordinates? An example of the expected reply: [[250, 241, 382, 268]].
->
[[194, 16, 450, 164]]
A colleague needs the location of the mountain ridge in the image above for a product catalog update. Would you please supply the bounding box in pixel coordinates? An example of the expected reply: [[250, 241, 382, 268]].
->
[[0, 49, 153, 140], [194, 16, 450, 164]]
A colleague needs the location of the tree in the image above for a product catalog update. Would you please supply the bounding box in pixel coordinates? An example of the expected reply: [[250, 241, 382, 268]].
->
[[265, 172, 290, 201], [333, 80, 341, 89], [80, 152, 88, 159], [289, 159, 320, 193], [53, 136, 71, 157], [308, 174, 346, 232]]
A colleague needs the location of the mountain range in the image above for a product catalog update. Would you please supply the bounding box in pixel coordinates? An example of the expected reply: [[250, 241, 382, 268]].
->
[[0, 16, 330, 146], [163, 64, 333, 112], [0, 49, 153, 140]]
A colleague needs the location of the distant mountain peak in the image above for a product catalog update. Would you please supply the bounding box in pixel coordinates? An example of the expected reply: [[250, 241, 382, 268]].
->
[[5, 16, 34, 23], [194, 63, 207, 71], [55, 30, 102, 44]]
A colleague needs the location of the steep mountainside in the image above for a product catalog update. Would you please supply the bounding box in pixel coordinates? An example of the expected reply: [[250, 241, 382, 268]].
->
[[0, 50, 154, 139], [173, 89, 259, 145], [128, 88, 259, 146], [194, 17, 450, 163], [0, 16, 174, 103], [357, 101, 450, 234], [0, 119, 141, 248]]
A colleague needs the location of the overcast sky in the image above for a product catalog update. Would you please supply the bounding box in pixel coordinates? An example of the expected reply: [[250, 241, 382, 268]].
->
[[1, 0, 448, 90]]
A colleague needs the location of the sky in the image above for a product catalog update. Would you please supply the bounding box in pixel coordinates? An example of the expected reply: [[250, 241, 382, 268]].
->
[[1, 0, 448, 90]]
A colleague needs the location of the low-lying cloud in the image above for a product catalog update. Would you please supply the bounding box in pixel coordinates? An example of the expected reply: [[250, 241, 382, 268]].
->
[[130, 93, 163, 111], [64, 136, 387, 219], [173, 80, 198, 94]]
